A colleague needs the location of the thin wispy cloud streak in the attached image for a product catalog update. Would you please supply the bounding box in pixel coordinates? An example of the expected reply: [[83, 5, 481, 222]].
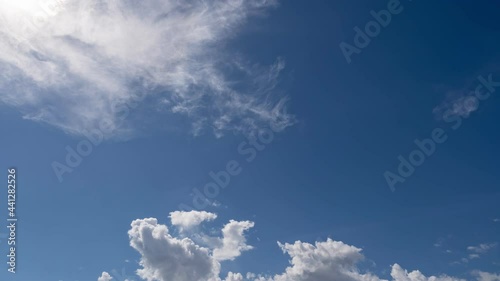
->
[[0, 0, 294, 138]]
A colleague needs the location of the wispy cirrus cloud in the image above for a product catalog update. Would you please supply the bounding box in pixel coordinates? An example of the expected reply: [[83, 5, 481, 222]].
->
[[433, 90, 480, 120], [0, 0, 294, 138], [450, 242, 498, 264], [468, 243, 498, 255]]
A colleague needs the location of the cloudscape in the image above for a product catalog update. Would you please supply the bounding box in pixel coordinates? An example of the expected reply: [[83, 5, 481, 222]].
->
[[0, 1, 499, 281]]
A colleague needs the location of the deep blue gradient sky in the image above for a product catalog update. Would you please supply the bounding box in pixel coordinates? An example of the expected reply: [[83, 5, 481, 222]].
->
[[0, 1, 499, 281]]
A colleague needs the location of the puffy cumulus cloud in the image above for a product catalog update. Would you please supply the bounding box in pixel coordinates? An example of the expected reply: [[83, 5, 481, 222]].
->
[[0, 0, 294, 138], [390, 264, 464, 281], [230, 240, 477, 281], [127, 215, 255, 281], [225, 272, 245, 281], [169, 210, 217, 231], [213, 220, 255, 261], [97, 272, 113, 281], [267, 238, 381, 281], [128, 218, 220, 281], [255, 253, 465, 281], [115, 213, 497, 281]]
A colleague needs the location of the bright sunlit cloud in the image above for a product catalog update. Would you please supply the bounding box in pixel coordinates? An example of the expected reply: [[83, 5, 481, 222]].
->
[[0, 0, 294, 139], [0, 0, 44, 13]]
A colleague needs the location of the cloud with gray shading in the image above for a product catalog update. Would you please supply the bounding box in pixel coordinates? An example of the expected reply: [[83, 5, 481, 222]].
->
[[128, 218, 221, 281], [212, 219, 255, 261], [113, 211, 494, 281]]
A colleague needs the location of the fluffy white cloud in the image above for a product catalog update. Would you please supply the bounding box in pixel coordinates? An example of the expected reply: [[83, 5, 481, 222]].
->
[[128, 218, 220, 281], [169, 210, 217, 231], [0, 0, 294, 138], [390, 264, 464, 281], [225, 272, 245, 281], [115, 213, 499, 281], [213, 220, 255, 261], [127, 215, 255, 281], [267, 238, 381, 281], [247, 240, 467, 281], [98, 272, 113, 281]]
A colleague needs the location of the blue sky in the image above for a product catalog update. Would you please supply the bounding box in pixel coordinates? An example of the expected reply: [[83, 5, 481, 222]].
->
[[0, 0, 500, 281]]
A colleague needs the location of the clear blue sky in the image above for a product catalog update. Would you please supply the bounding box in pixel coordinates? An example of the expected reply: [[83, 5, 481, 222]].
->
[[0, 1, 499, 281]]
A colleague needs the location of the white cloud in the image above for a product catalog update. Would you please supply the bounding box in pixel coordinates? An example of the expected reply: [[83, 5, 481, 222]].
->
[[474, 271, 500, 281], [250, 240, 465, 281], [269, 238, 381, 281], [390, 264, 464, 281], [467, 243, 498, 254], [469, 254, 480, 259], [433, 92, 480, 121], [213, 220, 255, 261], [225, 272, 245, 281], [456, 242, 498, 264], [98, 272, 113, 281], [128, 218, 220, 281], [127, 215, 255, 281], [0, 0, 294, 138], [113, 213, 500, 281], [169, 210, 217, 231]]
